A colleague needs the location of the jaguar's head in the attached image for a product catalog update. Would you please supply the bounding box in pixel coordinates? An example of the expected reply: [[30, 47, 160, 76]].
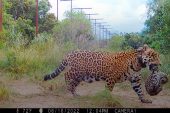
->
[[137, 44, 161, 72]]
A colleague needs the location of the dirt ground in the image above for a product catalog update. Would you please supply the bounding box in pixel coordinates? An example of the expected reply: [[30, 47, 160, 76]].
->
[[0, 77, 170, 108]]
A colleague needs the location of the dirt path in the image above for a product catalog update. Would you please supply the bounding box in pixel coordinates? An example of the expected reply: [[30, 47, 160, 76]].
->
[[0, 78, 170, 108]]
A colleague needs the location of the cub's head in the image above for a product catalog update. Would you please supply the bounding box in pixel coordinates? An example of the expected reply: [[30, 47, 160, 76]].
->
[[137, 44, 161, 72]]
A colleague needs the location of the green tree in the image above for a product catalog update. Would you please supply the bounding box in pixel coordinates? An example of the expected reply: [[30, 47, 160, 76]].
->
[[1, 0, 54, 45], [121, 33, 144, 50], [39, 13, 57, 33], [7, 0, 35, 20], [143, 0, 170, 53], [7, 0, 52, 24], [38, 0, 51, 21]]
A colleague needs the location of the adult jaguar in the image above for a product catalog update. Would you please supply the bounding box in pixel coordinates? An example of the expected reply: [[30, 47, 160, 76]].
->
[[44, 44, 161, 103]]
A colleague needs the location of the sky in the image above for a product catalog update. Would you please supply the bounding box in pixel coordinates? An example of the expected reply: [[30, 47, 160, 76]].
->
[[48, 0, 148, 33]]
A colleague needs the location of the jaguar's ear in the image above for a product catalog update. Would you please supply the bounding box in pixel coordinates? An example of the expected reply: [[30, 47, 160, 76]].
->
[[137, 44, 149, 53], [137, 47, 144, 53], [143, 44, 149, 51]]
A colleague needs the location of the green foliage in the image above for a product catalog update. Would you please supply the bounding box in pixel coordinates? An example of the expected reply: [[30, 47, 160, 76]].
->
[[39, 14, 57, 33], [107, 35, 125, 52], [1, 0, 92, 48], [143, 0, 170, 53], [143, 0, 170, 74], [0, 31, 7, 48], [6, 0, 51, 24], [121, 33, 144, 50], [0, 32, 77, 80], [15, 18, 34, 39], [0, 49, 27, 78], [143, 34, 169, 53], [39, 0, 52, 20], [7, 0, 35, 20], [160, 54, 170, 74], [107, 33, 143, 51], [0, 50, 16, 70], [144, 0, 170, 35], [38, 0, 57, 33], [2, 0, 55, 46], [5, 17, 34, 45]]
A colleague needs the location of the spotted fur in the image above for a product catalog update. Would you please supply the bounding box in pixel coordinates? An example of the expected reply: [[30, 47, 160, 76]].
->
[[145, 71, 168, 96], [44, 44, 161, 103]]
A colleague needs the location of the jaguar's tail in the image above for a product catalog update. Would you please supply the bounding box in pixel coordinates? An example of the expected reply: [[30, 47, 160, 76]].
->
[[44, 59, 68, 81]]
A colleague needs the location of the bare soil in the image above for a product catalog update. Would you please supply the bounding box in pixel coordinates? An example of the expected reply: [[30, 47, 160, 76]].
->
[[0, 77, 170, 108]]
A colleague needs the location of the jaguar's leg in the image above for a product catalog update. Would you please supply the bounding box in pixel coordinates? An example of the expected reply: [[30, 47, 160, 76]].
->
[[65, 72, 81, 97], [129, 75, 152, 103], [67, 80, 80, 97], [105, 78, 115, 92]]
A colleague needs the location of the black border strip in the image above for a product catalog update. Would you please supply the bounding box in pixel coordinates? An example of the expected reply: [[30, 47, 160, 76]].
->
[[0, 108, 170, 113]]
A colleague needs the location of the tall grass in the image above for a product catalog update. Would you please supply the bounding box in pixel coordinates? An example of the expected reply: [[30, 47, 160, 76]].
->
[[160, 54, 170, 74], [0, 34, 77, 80], [160, 54, 170, 89]]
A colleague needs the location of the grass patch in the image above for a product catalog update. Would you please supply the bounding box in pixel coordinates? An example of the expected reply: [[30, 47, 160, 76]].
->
[[0, 81, 10, 102], [160, 54, 170, 74], [164, 76, 170, 89], [106, 35, 125, 52], [68, 89, 123, 108], [39, 73, 66, 95], [141, 69, 149, 82], [115, 82, 131, 91]]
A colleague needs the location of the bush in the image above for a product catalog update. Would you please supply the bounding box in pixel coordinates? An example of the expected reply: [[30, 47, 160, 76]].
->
[[121, 33, 144, 50], [107, 35, 125, 52], [0, 50, 17, 71], [52, 11, 93, 45], [160, 54, 170, 74]]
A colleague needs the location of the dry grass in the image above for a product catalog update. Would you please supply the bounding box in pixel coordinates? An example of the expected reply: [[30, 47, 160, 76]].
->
[[0, 81, 10, 102]]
